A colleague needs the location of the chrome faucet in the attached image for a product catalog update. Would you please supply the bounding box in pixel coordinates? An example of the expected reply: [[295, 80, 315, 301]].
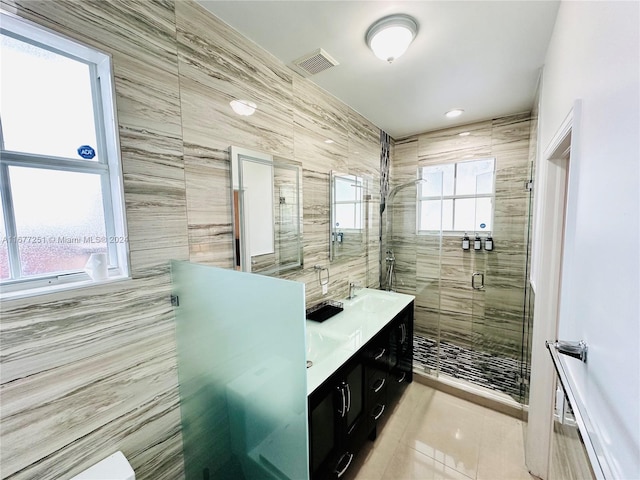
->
[[348, 281, 362, 299]]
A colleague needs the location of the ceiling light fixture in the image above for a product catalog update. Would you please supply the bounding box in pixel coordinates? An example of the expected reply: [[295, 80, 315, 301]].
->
[[366, 14, 418, 64], [459, 131, 471, 137], [324, 139, 335, 144], [445, 109, 464, 118], [229, 99, 257, 116]]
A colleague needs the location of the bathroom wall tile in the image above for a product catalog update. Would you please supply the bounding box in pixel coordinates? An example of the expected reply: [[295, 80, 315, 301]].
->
[[123, 171, 189, 253], [129, 245, 190, 278], [302, 169, 331, 267], [413, 305, 440, 342], [393, 137, 419, 171], [0, 274, 182, 479], [178, 74, 294, 157], [417, 120, 493, 163], [175, 1, 294, 157], [293, 78, 348, 174], [182, 145, 234, 268], [348, 110, 381, 177], [1, 327, 179, 477]]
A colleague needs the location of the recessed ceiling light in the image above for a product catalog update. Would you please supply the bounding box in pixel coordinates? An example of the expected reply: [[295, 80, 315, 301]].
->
[[229, 99, 257, 116], [324, 139, 334, 144], [459, 131, 470, 137], [445, 109, 464, 118], [366, 14, 418, 63]]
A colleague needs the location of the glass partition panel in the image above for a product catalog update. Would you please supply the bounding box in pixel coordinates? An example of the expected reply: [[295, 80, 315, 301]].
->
[[171, 261, 309, 480]]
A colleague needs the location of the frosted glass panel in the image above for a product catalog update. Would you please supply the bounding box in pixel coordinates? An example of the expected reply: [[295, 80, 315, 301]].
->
[[171, 261, 309, 480]]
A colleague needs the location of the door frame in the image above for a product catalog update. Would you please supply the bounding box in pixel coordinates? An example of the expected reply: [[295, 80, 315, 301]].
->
[[525, 100, 582, 479]]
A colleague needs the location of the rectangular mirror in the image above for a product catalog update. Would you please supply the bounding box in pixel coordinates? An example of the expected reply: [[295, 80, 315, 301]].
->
[[330, 171, 368, 262], [230, 146, 302, 275]]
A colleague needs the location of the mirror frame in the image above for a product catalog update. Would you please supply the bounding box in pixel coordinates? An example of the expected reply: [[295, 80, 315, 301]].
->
[[230, 146, 302, 274]]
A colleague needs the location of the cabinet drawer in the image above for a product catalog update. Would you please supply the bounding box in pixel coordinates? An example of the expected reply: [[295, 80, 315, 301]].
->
[[363, 344, 389, 374], [368, 373, 387, 397], [369, 401, 387, 423]]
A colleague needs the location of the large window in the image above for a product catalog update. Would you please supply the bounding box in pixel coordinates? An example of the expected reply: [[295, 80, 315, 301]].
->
[[0, 13, 128, 295], [418, 158, 495, 234]]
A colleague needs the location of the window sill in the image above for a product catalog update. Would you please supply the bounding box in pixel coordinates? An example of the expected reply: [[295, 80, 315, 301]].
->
[[0, 275, 131, 303]]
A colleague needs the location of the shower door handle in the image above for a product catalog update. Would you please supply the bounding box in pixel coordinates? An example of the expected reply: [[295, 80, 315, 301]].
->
[[472, 272, 484, 290]]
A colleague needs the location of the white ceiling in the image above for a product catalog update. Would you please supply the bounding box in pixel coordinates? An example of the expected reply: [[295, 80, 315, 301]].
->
[[197, 1, 560, 139]]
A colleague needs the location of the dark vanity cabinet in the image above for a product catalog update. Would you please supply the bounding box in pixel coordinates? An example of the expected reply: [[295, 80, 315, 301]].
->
[[308, 301, 414, 479], [308, 357, 368, 479], [387, 303, 414, 402]]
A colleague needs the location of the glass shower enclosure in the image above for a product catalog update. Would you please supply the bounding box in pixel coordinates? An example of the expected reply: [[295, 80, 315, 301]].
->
[[383, 157, 534, 405]]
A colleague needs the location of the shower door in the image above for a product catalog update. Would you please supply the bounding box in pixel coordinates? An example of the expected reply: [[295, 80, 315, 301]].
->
[[470, 169, 530, 403]]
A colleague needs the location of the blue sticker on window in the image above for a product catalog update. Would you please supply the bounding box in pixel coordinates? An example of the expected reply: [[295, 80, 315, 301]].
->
[[77, 145, 96, 159], [480, 223, 486, 229]]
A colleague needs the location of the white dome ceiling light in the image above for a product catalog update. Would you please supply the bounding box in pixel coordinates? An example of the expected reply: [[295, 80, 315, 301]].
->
[[365, 14, 418, 64]]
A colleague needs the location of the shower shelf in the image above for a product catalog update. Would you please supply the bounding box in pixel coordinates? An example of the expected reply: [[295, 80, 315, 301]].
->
[[306, 300, 343, 322]]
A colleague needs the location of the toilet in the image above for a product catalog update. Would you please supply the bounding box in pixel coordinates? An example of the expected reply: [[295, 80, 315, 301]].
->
[[70, 451, 135, 480]]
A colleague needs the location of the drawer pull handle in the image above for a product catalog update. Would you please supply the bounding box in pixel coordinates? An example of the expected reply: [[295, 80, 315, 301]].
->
[[373, 378, 386, 393], [373, 404, 386, 421], [397, 372, 406, 383], [374, 348, 386, 360], [335, 452, 354, 478], [337, 384, 347, 417], [345, 383, 351, 413]]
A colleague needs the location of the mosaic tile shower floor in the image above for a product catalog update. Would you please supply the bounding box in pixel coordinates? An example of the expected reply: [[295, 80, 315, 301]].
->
[[413, 334, 529, 402]]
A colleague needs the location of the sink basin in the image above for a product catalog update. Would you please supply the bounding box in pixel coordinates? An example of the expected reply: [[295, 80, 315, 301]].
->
[[306, 331, 343, 366], [350, 291, 395, 313]]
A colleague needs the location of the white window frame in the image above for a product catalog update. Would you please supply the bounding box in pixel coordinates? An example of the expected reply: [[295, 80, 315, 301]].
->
[[417, 157, 496, 235], [0, 12, 129, 297]]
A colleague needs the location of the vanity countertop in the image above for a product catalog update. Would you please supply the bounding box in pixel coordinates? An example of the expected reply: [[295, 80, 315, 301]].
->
[[306, 288, 414, 396]]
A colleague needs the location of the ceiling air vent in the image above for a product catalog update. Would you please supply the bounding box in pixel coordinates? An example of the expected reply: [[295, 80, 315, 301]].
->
[[291, 48, 339, 77]]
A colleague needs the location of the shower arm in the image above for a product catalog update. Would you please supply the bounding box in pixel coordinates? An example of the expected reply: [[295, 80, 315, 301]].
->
[[383, 178, 426, 239]]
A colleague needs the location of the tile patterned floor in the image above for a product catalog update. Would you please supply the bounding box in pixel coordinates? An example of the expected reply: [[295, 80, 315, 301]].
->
[[413, 334, 529, 402], [346, 382, 535, 480]]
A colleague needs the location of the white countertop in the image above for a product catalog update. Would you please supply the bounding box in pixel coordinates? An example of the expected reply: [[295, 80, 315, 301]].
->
[[306, 288, 415, 396]]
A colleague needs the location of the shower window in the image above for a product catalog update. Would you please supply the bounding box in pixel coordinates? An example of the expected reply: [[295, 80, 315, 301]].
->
[[418, 158, 495, 234]]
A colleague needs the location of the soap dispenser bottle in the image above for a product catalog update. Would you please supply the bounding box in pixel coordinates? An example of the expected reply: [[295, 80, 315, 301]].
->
[[485, 233, 494, 251], [462, 233, 470, 250], [474, 233, 482, 251]]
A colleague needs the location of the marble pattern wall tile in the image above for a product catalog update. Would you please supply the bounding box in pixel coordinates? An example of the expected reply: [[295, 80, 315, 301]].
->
[[175, 1, 294, 157]]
